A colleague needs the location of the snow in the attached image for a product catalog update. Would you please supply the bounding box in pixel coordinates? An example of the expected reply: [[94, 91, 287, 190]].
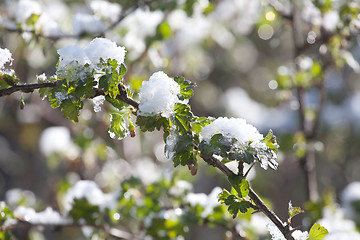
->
[[185, 186, 222, 217], [138, 71, 181, 117], [13, 0, 42, 24], [64, 180, 117, 212], [291, 230, 309, 240], [39, 127, 73, 156], [14, 206, 70, 224], [118, 9, 163, 58], [267, 223, 286, 240], [92, 95, 105, 112], [133, 157, 162, 185], [169, 180, 193, 197], [200, 117, 266, 149], [5, 189, 36, 207], [267, 223, 308, 240], [165, 129, 178, 159], [325, 231, 360, 240], [318, 206, 357, 233], [57, 38, 126, 77], [0, 48, 13, 69], [301, 1, 339, 32], [200, 117, 279, 170], [319, 204, 360, 240], [35, 13, 63, 37], [55, 92, 68, 103], [90, 0, 122, 23], [341, 181, 360, 220], [323, 11, 339, 32], [72, 13, 106, 36], [36, 73, 47, 82]]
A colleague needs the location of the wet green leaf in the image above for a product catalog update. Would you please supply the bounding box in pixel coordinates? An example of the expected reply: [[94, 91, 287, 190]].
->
[[308, 223, 328, 240], [60, 99, 83, 122], [174, 76, 196, 100], [174, 103, 193, 135], [108, 112, 129, 140]]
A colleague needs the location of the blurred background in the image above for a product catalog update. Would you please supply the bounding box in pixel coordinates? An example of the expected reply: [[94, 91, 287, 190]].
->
[[1, 0, 360, 239]]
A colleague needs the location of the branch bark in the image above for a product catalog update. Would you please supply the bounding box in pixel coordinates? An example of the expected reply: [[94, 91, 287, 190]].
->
[[0, 81, 139, 109], [0, 82, 57, 97]]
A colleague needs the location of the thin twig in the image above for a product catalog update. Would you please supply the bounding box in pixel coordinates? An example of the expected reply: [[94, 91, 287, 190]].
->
[[0, 81, 139, 109], [0, 81, 57, 97], [201, 155, 294, 240]]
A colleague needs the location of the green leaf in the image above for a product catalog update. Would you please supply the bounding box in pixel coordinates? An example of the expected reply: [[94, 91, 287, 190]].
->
[[243, 151, 255, 164], [26, 13, 40, 26], [158, 21, 173, 38], [173, 76, 196, 100], [106, 96, 127, 110], [74, 77, 96, 98], [311, 62, 322, 78], [192, 116, 214, 133], [156, 116, 172, 132], [0, 231, 12, 240], [261, 129, 279, 151], [69, 198, 102, 225], [174, 103, 193, 135], [308, 223, 328, 240], [108, 112, 129, 140], [218, 188, 250, 216], [136, 115, 157, 132], [170, 134, 196, 167], [99, 59, 122, 98], [119, 63, 127, 76], [218, 189, 231, 203], [288, 201, 304, 224], [0, 73, 19, 88], [136, 115, 171, 135], [60, 99, 83, 122], [228, 176, 249, 198], [0, 203, 14, 226], [108, 73, 121, 98], [99, 74, 111, 91], [227, 197, 250, 215], [39, 87, 52, 99]]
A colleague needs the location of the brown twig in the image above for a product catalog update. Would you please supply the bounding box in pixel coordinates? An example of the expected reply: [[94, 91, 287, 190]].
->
[[0, 82, 57, 97], [201, 155, 294, 240], [0, 81, 139, 109]]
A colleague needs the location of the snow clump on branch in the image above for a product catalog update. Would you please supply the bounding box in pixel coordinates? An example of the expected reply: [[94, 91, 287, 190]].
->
[[14, 206, 71, 225], [63, 180, 117, 212], [57, 38, 126, 79], [138, 71, 181, 117], [200, 117, 278, 170], [200, 117, 267, 149], [0, 48, 13, 69]]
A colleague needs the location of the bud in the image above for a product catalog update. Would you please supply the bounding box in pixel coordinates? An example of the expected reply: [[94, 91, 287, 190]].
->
[[20, 92, 25, 110], [129, 120, 136, 138]]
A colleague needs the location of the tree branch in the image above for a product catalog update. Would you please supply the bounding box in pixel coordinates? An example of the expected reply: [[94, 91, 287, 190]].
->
[[1, 78, 291, 239], [201, 155, 294, 240], [0, 81, 139, 109], [0, 82, 57, 97]]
